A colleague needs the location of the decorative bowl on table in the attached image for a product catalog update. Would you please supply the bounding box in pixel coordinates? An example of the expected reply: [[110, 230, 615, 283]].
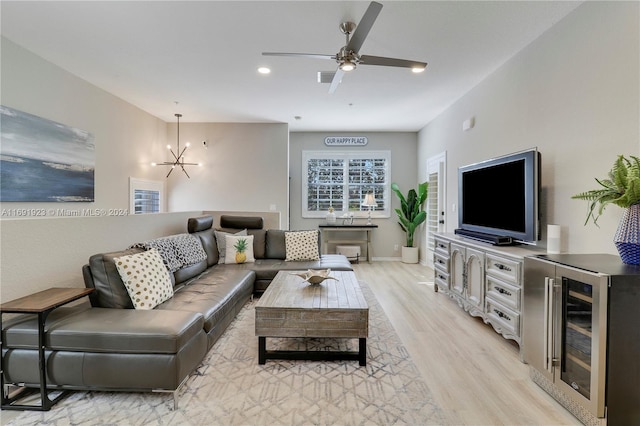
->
[[291, 269, 338, 285]]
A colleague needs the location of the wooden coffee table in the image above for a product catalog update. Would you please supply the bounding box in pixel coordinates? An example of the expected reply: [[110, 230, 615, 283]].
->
[[255, 270, 369, 366]]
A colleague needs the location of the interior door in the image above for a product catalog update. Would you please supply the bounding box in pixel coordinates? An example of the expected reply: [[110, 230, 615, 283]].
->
[[426, 152, 447, 254]]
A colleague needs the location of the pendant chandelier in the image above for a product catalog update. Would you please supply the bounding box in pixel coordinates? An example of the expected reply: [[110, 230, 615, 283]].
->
[[152, 113, 200, 178]]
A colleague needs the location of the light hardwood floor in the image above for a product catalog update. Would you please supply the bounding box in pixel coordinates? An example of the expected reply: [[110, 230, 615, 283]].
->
[[0, 262, 582, 426], [353, 261, 581, 426]]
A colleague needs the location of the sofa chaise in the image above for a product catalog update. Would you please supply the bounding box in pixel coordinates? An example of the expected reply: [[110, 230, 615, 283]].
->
[[1, 215, 353, 408]]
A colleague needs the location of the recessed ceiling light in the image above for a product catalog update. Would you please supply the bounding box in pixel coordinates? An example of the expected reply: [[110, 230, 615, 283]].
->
[[411, 66, 426, 73], [258, 67, 271, 74]]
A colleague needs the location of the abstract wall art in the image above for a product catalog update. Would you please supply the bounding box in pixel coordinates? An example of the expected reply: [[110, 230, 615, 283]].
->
[[0, 105, 95, 202]]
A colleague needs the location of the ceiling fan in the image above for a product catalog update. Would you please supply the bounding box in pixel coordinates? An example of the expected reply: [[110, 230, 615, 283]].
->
[[262, 1, 427, 94]]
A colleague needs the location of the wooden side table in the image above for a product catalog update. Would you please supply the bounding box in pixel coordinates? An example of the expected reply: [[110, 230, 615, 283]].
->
[[1, 287, 94, 411]]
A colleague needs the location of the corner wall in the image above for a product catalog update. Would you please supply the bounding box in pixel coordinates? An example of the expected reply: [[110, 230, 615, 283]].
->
[[166, 122, 290, 229], [1, 37, 170, 212], [418, 1, 639, 258], [0, 37, 291, 302], [0, 38, 188, 302]]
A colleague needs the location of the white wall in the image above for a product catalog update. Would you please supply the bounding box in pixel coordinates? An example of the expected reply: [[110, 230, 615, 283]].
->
[[166, 122, 290, 229], [0, 38, 198, 302], [0, 212, 202, 302], [290, 132, 418, 259], [418, 1, 639, 258], [1, 37, 170, 212], [0, 39, 292, 302]]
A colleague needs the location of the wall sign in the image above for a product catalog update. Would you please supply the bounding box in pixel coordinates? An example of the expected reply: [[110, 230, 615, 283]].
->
[[324, 136, 368, 146]]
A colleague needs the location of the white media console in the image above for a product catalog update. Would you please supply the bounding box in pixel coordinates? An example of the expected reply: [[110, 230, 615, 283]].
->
[[433, 233, 542, 358]]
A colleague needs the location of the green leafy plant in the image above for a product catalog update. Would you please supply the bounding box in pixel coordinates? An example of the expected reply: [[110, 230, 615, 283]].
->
[[391, 182, 428, 247], [572, 155, 640, 225]]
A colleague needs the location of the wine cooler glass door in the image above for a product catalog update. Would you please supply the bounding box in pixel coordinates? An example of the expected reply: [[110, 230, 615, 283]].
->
[[561, 278, 593, 398], [557, 272, 607, 418]]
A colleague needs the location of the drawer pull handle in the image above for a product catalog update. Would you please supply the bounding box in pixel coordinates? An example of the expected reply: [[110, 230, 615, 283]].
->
[[437, 259, 445, 264], [494, 308, 511, 321], [494, 263, 512, 272], [496, 287, 512, 296]]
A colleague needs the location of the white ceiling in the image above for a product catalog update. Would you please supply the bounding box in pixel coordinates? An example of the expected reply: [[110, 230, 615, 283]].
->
[[1, 1, 582, 131]]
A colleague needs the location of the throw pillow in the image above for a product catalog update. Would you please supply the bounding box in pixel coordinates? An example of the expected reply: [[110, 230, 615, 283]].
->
[[214, 229, 247, 263], [114, 248, 173, 310], [224, 235, 255, 264], [285, 230, 320, 261]]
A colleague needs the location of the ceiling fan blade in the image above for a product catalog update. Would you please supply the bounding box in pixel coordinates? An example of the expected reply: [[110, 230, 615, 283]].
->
[[328, 68, 345, 94], [346, 1, 383, 54], [262, 52, 336, 60], [360, 55, 428, 70]]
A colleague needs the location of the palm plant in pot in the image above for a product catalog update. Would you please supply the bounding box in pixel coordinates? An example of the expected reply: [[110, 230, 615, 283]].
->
[[391, 181, 428, 263], [572, 155, 640, 264]]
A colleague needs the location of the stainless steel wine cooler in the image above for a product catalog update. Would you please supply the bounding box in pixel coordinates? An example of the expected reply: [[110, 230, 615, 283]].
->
[[523, 254, 640, 426]]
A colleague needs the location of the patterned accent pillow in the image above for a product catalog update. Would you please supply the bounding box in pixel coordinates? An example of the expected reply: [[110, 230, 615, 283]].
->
[[214, 229, 247, 263], [114, 248, 174, 310], [285, 230, 320, 261], [225, 235, 255, 264]]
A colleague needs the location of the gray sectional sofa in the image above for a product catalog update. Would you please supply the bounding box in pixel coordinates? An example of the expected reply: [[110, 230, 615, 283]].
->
[[1, 215, 353, 408]]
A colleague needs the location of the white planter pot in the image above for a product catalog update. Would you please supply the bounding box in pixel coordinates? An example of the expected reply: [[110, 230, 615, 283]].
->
[[401, 246, 419, 264]]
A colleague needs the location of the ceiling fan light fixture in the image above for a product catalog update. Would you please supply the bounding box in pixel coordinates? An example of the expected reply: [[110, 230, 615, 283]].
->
[[261, 2, 429, 93], [340, 60, 356, 72]]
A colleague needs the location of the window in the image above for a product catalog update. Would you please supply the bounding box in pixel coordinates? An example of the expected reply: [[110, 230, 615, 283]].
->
[[302, 151, 391, 218], [129, 178, 164, 214]]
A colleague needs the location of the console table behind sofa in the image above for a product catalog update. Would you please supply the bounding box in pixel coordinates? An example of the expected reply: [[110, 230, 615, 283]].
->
[[319, 224, 378, 263]]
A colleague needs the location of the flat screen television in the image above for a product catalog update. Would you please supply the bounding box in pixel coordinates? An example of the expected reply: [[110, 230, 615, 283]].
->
[[456, 149, 541, 245]]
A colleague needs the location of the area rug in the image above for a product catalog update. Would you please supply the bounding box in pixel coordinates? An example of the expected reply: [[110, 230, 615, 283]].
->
[[6, 281, 444, 425]]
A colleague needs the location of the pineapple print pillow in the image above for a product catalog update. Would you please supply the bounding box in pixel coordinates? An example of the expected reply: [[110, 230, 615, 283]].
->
[[224, 235, 255, 264]]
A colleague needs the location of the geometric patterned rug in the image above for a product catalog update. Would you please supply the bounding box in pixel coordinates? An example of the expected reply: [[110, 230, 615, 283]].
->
[[6, 281, 445, 425]]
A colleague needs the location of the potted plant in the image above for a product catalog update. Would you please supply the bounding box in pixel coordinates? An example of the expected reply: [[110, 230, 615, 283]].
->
[[572, 154, 640, 264], [391, 181, 428, 263]]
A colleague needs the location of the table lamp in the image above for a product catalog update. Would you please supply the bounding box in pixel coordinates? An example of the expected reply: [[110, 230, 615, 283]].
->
[[361, 193, 377, 224]]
